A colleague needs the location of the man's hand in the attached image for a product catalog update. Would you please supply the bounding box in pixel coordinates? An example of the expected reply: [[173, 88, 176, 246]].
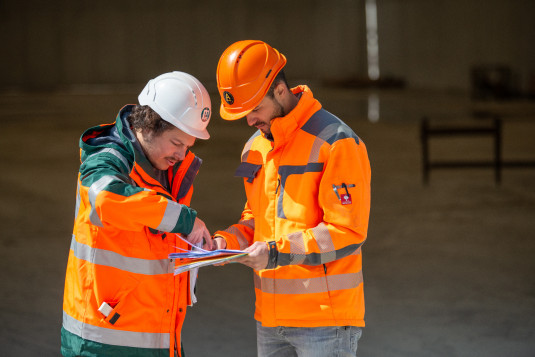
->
[[235, 241, 269, 270], [187, 217, 213, 250], [212, 236, 227, 250]]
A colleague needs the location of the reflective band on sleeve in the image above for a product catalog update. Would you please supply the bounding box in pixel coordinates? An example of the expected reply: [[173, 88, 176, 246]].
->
[[74, 181, 81, 220], [222, 226, 249, 249], [278, 242, 363, 267], [282, 223, 336, 266], [238, 218, 255, 230], [254, 270, 363, 295], [286, 231, 306, 265], [156, 200, 183, 232], [223, 219, 255, 249], [71, 236, 172, 275], [308, 136, 324, 163], [241, 131, 262, 162], [87, 148, 131, 172], [300, 109, 360, 145], [62, 311, 170, 349], [88, 175, 118, 227], [311, 223, 336, 264]]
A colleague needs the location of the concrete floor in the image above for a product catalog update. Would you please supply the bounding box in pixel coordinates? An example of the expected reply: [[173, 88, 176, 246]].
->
[[1, 88, 534, 356]]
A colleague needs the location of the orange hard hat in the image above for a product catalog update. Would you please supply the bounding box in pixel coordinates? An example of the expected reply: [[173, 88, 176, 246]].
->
[[216, 40, 287, 120]]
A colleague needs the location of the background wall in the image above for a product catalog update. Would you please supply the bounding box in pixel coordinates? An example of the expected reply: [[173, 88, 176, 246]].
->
[[2, 0, 534, 93]]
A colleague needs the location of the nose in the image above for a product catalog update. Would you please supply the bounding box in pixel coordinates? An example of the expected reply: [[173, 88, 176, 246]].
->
[[246, 114, 256, 127], [175, 147, 187, 161]]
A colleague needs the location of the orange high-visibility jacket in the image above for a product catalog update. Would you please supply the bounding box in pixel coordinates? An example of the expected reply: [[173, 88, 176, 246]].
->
[[61, 105, 200, 357], [216, 86, 371, 328]]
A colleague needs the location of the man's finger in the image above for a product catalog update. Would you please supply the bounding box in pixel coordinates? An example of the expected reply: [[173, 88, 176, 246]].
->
[[203, 230, 214, 250], [204, 236, 214, 250], [190, 232, 201, 245]]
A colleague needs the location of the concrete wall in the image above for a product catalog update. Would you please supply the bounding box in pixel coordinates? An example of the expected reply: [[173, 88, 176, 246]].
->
[[1, 0, 534, 92], [380, 0, 535, 91]]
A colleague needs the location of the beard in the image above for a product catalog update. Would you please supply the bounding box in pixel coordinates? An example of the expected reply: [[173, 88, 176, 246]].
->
[[264, 99, 286, 141]]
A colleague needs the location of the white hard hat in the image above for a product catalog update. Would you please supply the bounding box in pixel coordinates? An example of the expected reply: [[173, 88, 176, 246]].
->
[[138, 71, 211, 139]]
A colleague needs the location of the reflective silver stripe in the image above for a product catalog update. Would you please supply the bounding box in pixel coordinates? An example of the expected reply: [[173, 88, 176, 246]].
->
[[71, 236, 172, 275], [318, 123, 343, 143], [311, 223, 336, 264], [63, 310, 170, 349], [308, 136, 324, 163], [74, 181, 81, 220], [88, 175, 118, 227], [241, 131, 261, 162], [87, 148, 131, 172], [223, 219, 254, 250], [286, 231, 306, 265], [223, 227, 248, 250], [254, 270, 363, 295], [285, 223, 335, 265], [156, 200, 183, 232], [239, 218, 255, 230]]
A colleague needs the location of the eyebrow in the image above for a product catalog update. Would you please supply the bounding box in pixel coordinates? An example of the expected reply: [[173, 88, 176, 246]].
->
[[172, 138, 187, 147], [174, 138, 195, 149]]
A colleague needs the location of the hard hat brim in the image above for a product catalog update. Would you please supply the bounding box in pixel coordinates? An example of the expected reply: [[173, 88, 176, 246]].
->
[[161, 114, 211, 140], [219, 104, 253, 121]]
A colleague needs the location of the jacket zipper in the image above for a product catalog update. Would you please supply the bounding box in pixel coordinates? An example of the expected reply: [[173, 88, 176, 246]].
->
[[133, 167, 173, 201], [133, 167, 160, 188]]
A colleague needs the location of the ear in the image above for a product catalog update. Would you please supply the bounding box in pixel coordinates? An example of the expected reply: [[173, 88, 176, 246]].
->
[[274, 82, 286, 98]]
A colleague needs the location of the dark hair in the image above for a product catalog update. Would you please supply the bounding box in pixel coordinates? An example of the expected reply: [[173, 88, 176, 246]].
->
[[266, 70, 289, 98], [127, 105, 174, 137]]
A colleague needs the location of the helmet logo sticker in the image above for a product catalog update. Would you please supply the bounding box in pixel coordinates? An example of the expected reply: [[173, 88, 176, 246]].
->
[[201, 107, 210, 122], [223, 91, 234, 105]]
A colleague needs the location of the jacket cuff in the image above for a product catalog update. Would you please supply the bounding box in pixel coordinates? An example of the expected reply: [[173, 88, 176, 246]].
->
[[171, 206, 197, 234], [213, 231, 241, 250], [265, 241, 278, 269]]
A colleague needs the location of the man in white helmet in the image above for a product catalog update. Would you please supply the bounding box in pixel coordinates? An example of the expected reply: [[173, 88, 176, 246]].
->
[[61, 71, 213, 357]]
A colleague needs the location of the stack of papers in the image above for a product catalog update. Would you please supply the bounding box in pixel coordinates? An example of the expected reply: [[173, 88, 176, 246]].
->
[[169, 248, 248, 275]]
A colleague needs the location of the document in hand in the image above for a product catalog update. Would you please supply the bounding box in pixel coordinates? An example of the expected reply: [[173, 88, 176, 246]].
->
[[169, 248, 248, 275]]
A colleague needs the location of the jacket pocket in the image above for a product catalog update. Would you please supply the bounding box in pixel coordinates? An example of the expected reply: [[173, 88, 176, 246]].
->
[[97, 277, 141, 327], [98, 300, 123, 325]]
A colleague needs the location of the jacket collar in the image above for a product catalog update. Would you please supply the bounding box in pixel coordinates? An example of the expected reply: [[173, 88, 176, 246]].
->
[[269, 85, 322, 148], [115, 105, 151, 170]]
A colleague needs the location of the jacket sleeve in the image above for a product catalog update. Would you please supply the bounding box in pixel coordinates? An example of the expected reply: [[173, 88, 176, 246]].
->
[[275, 137, 371, 267], [213, 201, 255, 250], [79, 151, 197, 234]]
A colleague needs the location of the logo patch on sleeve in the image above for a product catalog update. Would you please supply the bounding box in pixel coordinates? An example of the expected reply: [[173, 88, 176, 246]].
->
[[341, 193, 352, 205], [332, 183, 355, 205]]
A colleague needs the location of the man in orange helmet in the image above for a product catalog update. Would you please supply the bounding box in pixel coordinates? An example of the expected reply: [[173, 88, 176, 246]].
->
[[213, 40, 372, 356]]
